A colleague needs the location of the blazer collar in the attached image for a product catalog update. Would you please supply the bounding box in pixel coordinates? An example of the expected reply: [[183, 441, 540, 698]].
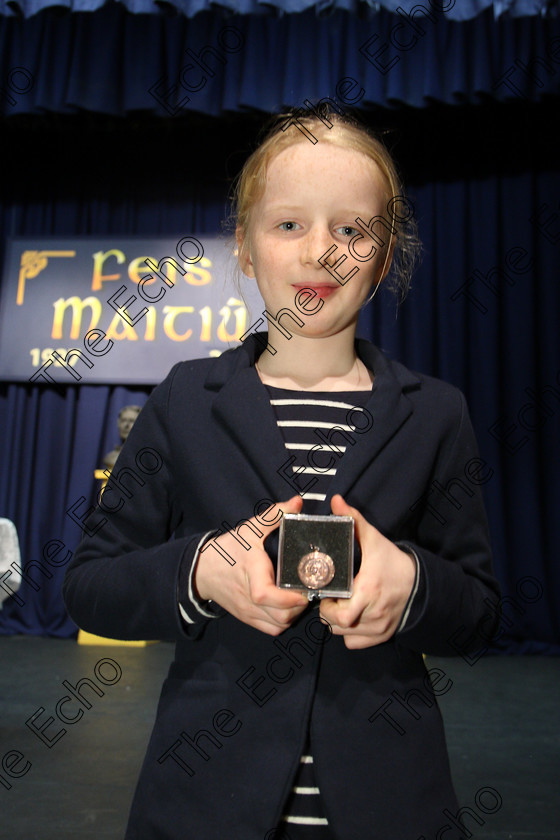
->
[[204, 333, 420, 389], [205, 333, 421, 507]]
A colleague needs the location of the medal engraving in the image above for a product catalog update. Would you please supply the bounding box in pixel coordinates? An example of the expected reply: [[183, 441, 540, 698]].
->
[[297, 548, 335, 589]]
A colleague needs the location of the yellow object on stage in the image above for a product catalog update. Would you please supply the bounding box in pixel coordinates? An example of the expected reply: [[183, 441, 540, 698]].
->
[[77, 629, 158, 646]]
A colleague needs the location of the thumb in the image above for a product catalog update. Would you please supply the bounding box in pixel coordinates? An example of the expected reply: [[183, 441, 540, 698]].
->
[[330, 493, 355, 518], [254, 495, 304, 540], [330, 494, 368, 544]]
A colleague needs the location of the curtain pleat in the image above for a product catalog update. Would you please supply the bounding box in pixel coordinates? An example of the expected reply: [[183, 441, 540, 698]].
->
[[1, 7, 560, 117]]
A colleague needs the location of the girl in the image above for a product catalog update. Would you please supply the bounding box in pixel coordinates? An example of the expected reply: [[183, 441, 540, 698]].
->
[[63, 110, 500, 839]]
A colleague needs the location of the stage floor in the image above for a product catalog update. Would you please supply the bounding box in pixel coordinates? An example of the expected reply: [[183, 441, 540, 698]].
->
[[1, 635, 559, 839]]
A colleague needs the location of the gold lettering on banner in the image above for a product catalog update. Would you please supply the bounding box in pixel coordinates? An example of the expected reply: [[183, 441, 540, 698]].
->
[[91, 249, 125, 292], [17, 251, 75, 305], [162, 306, 195, 341], [186, 256, 212, 286], [52, 296, 103, 340], [128, 257, 154, 286], [217, 297, 247, 342], [105, 312, 139, 341], [198, 306, 212, 342], [143, 307, 157, 341]]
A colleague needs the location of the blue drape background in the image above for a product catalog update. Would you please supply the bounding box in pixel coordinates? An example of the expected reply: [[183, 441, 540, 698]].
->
[[0, 4, 558, 652], [1, 7, 560, 116]]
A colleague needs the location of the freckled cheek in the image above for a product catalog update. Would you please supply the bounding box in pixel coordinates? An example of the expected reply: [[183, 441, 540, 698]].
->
[[335, 258, 375, 295], [254, 260, 290, 304], [257, 248, 294, 285]]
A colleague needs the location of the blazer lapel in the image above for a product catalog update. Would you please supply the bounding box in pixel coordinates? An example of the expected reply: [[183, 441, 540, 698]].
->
[[321, 341, 420, 506], [205, 337, 296, 501]]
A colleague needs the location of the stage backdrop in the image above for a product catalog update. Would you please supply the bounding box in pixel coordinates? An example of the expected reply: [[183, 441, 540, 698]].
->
[[0, 236, 265, 384]]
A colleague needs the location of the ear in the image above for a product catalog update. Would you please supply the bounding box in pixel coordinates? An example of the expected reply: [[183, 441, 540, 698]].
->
[[235, 226, 255, 279]]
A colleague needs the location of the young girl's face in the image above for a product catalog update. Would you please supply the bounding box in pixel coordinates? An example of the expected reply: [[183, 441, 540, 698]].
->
[[237, 140, 392, 341]]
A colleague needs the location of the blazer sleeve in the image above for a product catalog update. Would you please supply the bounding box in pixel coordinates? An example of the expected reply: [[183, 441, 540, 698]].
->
[[62, 364, 214, 642], [394, 387, 502, 657]]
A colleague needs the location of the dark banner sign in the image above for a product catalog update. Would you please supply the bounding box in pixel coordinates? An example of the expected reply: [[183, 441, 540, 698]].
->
[[0, 236, 265, 384]]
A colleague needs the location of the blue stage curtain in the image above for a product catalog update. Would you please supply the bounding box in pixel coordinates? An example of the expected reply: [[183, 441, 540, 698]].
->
[[0, 119, 229, 637], [0, 106, 558, 652], [1, 6, 560, 117], [0, 0, 556, 20], [369, 173, 560, 655]]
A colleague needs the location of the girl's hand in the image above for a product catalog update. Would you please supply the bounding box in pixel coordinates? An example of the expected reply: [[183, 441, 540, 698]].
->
[[319, 494, 416, 649], [193, 496, 309, 636]]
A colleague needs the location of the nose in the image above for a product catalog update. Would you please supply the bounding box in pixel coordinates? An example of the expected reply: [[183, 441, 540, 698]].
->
[[301, 225, 334, 269]]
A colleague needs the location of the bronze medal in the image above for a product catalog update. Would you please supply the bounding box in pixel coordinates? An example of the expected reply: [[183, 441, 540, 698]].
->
[[297, 547, 335, 589]]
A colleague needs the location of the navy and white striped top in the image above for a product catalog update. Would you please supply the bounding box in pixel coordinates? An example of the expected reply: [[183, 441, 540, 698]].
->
[[266, 385, 372, 838], [267, 385, 373, 512]]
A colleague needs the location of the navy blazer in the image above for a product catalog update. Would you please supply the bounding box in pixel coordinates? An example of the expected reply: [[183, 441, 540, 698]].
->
[[63, 333, 500, 840]]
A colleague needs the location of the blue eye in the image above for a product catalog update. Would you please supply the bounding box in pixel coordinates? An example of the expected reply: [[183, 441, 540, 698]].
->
[[336, 225, 359, 237], [278, 221, 300, 231]]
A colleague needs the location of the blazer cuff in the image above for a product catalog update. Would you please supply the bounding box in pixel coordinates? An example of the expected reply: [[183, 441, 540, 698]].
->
[[394, 542, 422, 634], [177, 531, 225, 625]]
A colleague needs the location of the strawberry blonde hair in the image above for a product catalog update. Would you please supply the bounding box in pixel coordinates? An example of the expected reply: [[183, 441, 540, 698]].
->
[[229, 108, 421, 302]]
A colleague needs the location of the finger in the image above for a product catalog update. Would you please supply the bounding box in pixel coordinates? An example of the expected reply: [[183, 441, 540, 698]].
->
[[258, 585, 309, 610], [344, 634, 379, 650], [262, 601, 309, 628], [229, 606, 292, 636], [320, 592, 368, 629], [321, 615, 387, 648], [248, 552, 308, 610], [251, 616, 304, 636]]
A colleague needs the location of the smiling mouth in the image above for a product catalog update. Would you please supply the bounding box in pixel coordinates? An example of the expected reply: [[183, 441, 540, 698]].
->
[[292, 284, 339, 298]]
